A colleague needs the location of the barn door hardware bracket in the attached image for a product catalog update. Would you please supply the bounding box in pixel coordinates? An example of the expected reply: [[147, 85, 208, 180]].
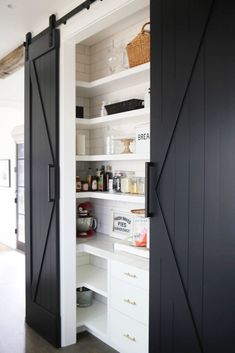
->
[[49, 14, 56, 47], [55, 0, 100, 28], [25, 0, 102, 45], [24, 32, 32, 61], [86, 0, 91, 10]]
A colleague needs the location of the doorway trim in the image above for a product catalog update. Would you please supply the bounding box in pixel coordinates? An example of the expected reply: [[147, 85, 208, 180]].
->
[[59, 0, 149, 346], [11, 125, 24, 252]]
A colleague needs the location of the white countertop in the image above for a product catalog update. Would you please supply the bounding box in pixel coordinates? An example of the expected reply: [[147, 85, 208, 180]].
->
[[76, 233, 149, 272]]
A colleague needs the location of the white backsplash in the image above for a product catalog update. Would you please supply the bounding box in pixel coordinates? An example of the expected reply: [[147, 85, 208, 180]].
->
[[76, 198, 144, 236]]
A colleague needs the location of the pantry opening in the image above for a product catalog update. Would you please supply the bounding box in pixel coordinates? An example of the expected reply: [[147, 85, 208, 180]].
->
[[60, 2, 150, 351]]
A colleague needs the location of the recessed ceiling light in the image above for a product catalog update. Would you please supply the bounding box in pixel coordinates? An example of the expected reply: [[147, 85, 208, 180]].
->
[[7, 4, 13, 8]]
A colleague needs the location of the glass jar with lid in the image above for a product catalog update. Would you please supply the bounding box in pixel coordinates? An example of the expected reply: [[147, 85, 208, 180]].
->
[[137, 177, 145, 195], [113, 171, 122, 192], [130, 177, 138, 194], [121, 171, 134, 193]]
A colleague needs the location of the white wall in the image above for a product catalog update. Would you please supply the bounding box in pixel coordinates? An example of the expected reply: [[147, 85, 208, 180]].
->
[[0, 69, 24, 248]]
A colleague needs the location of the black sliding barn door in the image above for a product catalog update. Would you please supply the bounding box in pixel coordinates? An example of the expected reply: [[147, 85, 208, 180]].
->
[[25, 29, 60, 347], [150, 1, 235, 352]]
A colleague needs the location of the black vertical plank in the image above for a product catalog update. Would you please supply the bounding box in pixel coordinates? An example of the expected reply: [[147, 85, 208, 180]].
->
[[174, 97, 190, 289], [203, 2, 235, 351], [187, 48, 205, 339]]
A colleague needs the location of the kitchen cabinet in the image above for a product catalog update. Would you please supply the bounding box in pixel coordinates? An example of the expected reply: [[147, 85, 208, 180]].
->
[[76, 235, 149, 352], [110, 309, 148, 353]]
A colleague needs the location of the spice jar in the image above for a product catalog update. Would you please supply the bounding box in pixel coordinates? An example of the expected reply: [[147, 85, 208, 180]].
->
[[82, 181, 89, 192], [76, 176, 82, 192]]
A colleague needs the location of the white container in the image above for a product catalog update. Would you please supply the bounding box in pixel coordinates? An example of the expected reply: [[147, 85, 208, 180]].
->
[[100, 101, 107, 117], [135, 124, 150, 154], [144, 88, 150, 109], [105, 126, 115, 154]]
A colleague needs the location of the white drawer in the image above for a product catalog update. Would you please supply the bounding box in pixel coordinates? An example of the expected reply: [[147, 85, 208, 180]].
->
[[111, 277, 148, 325], [111, 260, 149, 290], [110, 309, 148, 353]]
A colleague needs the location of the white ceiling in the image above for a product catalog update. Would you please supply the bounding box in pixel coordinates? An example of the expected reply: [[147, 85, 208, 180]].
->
[[0, 0, 84, 59]]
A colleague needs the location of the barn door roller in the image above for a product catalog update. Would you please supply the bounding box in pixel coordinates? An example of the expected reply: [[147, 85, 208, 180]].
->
[[49, 14, 56, 47]]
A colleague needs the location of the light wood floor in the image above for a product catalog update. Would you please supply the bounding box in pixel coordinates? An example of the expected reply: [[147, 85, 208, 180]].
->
[[0, 244, 117, 353]]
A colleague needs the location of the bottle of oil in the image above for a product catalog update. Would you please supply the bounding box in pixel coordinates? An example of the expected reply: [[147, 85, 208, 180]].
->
[[98, 166, 106, 191], [106, 165, 113, 192], [86, 168, 92, 190]]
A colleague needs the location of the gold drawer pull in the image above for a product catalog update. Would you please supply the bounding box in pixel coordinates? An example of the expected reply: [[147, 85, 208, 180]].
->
[[124, 298, 137, 306], [123, 333, 136, 342], [124, 272, 137, 278]]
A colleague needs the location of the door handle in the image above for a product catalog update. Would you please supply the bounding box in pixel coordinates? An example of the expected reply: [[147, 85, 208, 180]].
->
[[48, 164, 55, 202], [145, 162, 154, 218]]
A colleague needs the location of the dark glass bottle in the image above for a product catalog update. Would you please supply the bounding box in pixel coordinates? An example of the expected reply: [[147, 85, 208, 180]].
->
[[113, 171, 121, 192], [105, 165, 113, 192], [86, 167, 92, 190], [99, 165, 106, 191]]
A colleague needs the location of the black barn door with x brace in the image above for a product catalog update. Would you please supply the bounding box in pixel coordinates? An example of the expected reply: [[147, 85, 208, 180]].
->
[[25, 28, 60, 347], [150, 1, 235, 352]]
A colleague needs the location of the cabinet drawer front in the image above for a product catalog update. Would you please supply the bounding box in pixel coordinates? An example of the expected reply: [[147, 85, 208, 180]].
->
[[110, 309, 148, 353], [111, 260, 149, 290], [111, 278, 148, 325]]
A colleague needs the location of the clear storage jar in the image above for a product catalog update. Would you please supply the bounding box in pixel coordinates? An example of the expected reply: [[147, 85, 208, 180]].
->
[[130, 177, 138, 194], [137, 177, 145, 195], [121, 171, 134, 193]]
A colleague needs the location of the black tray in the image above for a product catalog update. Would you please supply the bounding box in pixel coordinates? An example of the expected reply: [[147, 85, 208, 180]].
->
[[105, 99, 144, 115]]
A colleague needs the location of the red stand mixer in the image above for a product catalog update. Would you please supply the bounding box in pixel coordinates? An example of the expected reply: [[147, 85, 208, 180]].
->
[[76, 202, 97, 238]]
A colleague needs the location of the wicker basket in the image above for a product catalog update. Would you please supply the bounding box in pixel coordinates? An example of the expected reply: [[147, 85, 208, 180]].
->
[[126, 22, 150, 68]]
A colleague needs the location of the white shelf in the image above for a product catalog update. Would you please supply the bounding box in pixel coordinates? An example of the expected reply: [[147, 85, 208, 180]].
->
[[76, 63, 150, 97], [76, 108, 150, 129], [76, 153, 149, 162], [76, 191, 145, 203], [76, 300, 107, 336], [76, 264, 107, 297], [77, 234, 149, 271]]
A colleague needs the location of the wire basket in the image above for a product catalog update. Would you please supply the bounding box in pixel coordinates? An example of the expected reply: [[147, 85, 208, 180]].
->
[[126, 22, 150, 68]]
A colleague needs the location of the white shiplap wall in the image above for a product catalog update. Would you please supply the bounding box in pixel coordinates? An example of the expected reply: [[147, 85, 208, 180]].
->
[[88, 18, 149, 81], [75, 15, 150, 119]]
